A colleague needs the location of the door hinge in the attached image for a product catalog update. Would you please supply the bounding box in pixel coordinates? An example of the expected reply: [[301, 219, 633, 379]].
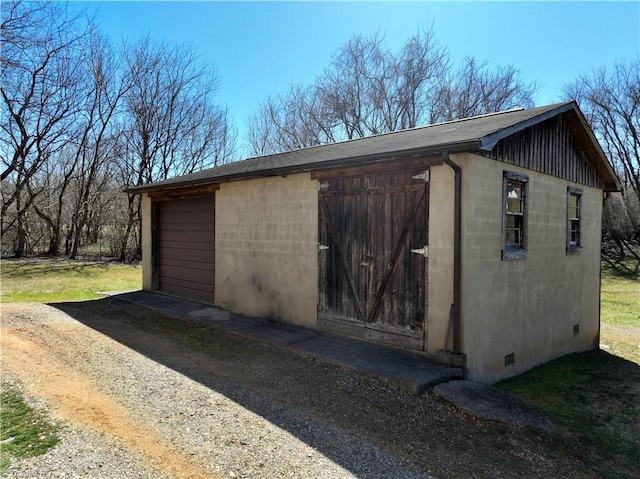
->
[[410, 245, 428, 258], [318, 182, 330, 191], [318, 244, 329, 251], [412, 170, 429, 182]]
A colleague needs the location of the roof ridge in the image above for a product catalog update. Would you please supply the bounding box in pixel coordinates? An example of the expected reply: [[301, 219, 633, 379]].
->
[[246, 102, 571, 161]]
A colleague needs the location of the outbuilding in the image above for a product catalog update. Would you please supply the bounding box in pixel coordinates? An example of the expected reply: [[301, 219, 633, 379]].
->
[[127, 101, 620, 382]]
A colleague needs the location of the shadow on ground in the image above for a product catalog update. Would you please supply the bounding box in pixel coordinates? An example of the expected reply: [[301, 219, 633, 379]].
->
[[47, 295, 625, 479]]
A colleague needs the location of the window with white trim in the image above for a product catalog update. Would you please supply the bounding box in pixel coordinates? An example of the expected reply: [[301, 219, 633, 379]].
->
[[567, 186, 582, 254], [502, 171, 528, 260]]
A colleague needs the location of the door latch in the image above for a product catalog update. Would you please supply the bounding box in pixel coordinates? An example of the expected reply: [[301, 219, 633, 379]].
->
[[410, 245, 428, 258]]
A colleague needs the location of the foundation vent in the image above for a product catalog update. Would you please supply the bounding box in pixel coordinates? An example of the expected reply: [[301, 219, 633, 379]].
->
[[504, 353, 515, 367]]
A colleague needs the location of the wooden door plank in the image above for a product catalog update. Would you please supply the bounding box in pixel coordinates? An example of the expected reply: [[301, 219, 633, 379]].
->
[[319, 197, 366, 322], [365, 189, 426, 324]]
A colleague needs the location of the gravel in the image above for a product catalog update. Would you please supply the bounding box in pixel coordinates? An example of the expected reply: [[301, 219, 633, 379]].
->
[[1, 300, 588, 479], [1, 302, 427, 479]]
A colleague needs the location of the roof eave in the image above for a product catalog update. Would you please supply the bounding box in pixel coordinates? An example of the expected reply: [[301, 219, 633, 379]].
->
[[124, 178, 219, 195], [125, 139, 482, 195]]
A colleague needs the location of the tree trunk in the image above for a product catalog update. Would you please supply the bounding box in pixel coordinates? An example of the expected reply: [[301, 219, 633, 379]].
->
[[14, 215, 26, 258], [118, 219, 133, 262], [14, 192, 27, 257], [64, 222, 74, 256], [47, 225, 60, 256], [69, 217, 85, 260]]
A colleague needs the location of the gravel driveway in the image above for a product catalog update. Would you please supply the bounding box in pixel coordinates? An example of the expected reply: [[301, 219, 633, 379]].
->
[[1, 299, 585, 478]]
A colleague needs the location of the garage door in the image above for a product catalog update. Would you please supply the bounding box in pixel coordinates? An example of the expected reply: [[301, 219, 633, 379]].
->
[[155, 195, 215, 302]]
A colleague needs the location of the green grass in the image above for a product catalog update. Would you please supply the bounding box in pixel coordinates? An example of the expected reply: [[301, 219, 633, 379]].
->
[[0, 384, 60, 473], [0, 260, 141, 303], [601, 266, 640, 327], [499, 263, 640, 479], [499, 351, 639, 479]]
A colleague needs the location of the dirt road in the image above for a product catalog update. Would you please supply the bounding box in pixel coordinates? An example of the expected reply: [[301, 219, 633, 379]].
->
[[1, 299, 585, 478], [2, 303, 217, 479]]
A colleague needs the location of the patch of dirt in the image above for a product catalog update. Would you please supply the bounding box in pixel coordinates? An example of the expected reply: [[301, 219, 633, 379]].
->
[[1, 305, 219, 479]]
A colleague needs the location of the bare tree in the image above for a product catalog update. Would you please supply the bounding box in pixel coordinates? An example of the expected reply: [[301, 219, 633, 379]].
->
[[368, 29, 449, 131], [565, 59, 640, 268], [439, 57, 536, 121], [114, 37, 236, 260], [66, 31, 130, 259], [565, 60, 640, 200], [120, 37, 235, 186], [1, 1, 87, 256], [246, 29, 536, 156], [1, 3, 237, 260], [247, 86, 334, 155], [247, 100, 280, 157], [317, 33, 386, 139]]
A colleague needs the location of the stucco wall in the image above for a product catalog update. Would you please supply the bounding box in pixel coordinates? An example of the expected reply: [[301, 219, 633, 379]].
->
[[459, 153, 602, 382], [215, 173, 319, 328], [427, 163, 456, 354]]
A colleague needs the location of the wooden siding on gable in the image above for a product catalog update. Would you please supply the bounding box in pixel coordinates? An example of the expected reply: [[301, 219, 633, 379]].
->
[[486, 114, 603, 189]]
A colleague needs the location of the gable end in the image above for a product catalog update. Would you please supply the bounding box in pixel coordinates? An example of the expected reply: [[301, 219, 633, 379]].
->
[[484, 114, 604, 189]]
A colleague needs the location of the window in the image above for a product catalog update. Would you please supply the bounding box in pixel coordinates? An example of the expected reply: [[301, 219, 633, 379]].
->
[[502, 171, 528, 260], [567, 186, 582, 254]]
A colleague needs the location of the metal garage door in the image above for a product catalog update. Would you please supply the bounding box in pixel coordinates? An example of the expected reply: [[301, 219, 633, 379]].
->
[[155, 195, 215, 302]]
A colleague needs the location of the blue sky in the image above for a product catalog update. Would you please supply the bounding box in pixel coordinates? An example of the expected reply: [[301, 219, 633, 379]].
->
[[78, 1, 639, 151]]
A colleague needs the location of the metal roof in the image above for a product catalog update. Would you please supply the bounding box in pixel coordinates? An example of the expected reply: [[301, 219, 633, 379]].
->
[[127, 101, 620, 193]]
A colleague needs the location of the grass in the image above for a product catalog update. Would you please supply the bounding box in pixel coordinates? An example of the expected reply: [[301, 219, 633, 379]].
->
[[600, 257, 640, 364], [499, 351, 640, 479], [0, 384, 60, 473], [0, 259, 141, 303], [499, 261, 640, 479], [601, 262, 640, 328]]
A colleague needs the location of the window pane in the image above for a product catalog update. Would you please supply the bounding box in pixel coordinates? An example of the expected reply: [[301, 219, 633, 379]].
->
[[503, 174, 527, 256], [506, 181, 523, 214], [569, 194, 578, 209], [570, 220, 580, 244], [507, 182, 522, 199], [507, 197, 523, 213], [506, 229, 519, 245], [568, 192, 581, 248], [506, 215, 523, 246], [569, 206, 579, 220]]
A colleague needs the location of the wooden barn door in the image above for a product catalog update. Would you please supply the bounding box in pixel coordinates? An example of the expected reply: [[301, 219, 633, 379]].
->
[[317, 169, 429, 350]]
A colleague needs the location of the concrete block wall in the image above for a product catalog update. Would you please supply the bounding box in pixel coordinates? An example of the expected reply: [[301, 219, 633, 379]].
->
[[427, 163, 456, 355], [459, 153, 602, 382], [214, 173, 319, 328]]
